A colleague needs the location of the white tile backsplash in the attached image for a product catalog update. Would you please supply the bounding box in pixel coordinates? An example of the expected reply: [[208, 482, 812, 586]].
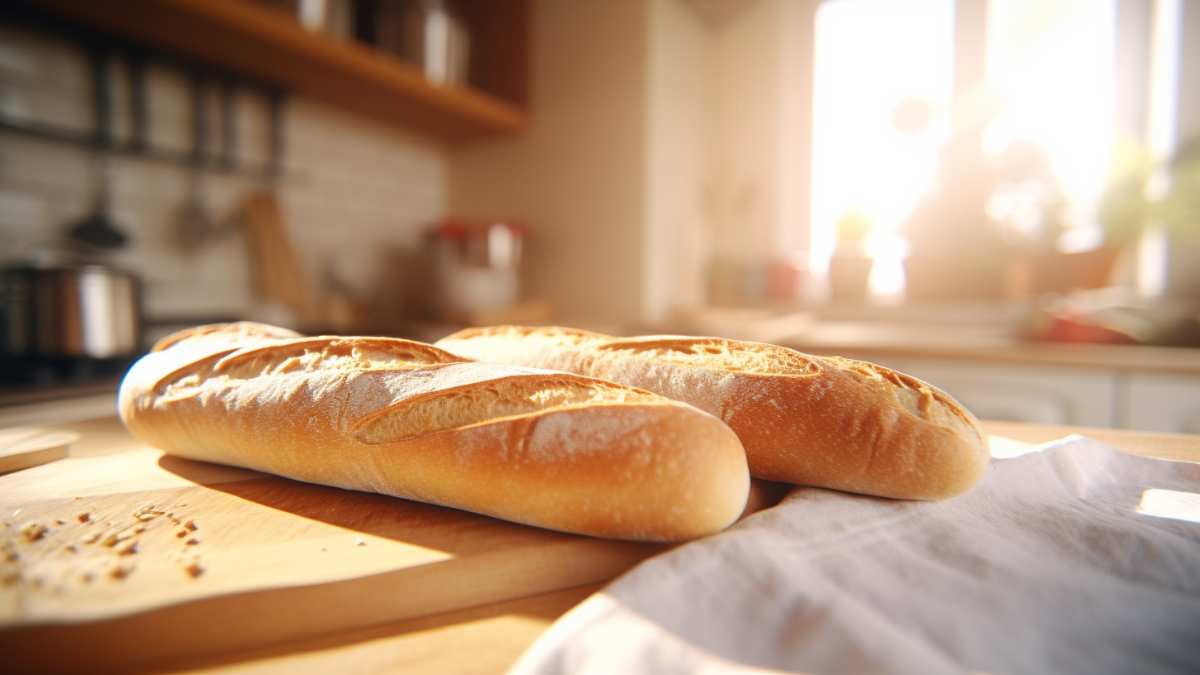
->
[[0, 27, 448, 322]]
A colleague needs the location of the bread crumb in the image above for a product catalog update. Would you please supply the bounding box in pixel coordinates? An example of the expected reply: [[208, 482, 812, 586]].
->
[[110, 564, 135, 580], [54, 519, 65, 526], [65, 544, 78, 554], [103, 525, 142, 548], [184, 561, 204, 578], [176, 529, 187, 538], [355, 538, 366, 547], [76, 512, 91, 524], [186, 538, 200, 546], [184, 520, 198, 531], [81, 532, 100, 545], [133, 504, 166, 521], [21, 522, 48, 542], [118, 541, 138, 556]]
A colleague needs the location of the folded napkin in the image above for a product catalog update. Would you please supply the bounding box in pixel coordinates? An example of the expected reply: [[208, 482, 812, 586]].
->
[[513, 436, 1200, 674]]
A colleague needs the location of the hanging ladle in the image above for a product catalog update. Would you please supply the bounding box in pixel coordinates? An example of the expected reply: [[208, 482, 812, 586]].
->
[[69, 47, 129, 249], [172, 70, 219, 250]]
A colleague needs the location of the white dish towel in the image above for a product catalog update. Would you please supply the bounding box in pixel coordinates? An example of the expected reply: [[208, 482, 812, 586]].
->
[[513, 436, 1200, 674]]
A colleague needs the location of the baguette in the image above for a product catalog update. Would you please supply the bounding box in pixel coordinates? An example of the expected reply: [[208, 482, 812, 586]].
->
[[436, 326, 988, 500], [119, 323, 750, 542]]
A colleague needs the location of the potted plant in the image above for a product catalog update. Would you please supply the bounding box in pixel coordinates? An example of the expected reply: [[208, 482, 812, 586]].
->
[[1098, 137, 1200, 298], [829, 209, 873, 302]]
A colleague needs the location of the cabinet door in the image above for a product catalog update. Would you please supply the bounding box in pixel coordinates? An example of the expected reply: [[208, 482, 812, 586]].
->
[[1124, 375, 1200, 433], [885, 360, 1118, 427]]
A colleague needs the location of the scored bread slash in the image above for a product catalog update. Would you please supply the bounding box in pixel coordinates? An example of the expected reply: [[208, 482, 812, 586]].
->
[[117, 323, 751, 542]]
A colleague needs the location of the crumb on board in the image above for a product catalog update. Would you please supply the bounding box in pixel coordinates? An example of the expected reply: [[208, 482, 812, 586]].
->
[[110, 564, 135, 580], [186, 538, 200, 546], [82, 532, 100, 545], [185, 520, 198, 531], [133, 504, 166, 522], [184, 561, 204, 578], [176, 530, 187, 539], [21, 522, 48, 542], [355, 538, 366, 547], [54, 519, 65, 526], [65, 544, 78, 554], [118, 541, 138, 556], [77, 512, 91, 524], [103, 525, 142, 548]]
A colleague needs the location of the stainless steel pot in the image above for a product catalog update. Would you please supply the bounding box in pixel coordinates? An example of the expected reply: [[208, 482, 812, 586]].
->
[[1, 263, 141, 359]]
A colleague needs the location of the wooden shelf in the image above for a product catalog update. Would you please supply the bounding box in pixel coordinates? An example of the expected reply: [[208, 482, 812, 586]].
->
[[31, 0, 527, 143]]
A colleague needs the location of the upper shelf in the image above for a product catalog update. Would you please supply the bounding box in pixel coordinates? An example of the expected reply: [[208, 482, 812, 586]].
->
[[31, 0, 528, 143]]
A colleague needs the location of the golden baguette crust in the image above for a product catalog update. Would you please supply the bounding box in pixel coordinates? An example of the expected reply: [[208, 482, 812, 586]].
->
[[436, 326, 988, 500], [119, 326, 750, 541]]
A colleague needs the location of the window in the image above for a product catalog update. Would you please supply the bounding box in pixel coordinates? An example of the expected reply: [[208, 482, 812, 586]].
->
[[809, 0, 1123, 301]]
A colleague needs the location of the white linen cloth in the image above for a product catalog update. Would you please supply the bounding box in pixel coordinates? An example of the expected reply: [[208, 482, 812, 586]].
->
[[512, 436, 1200, 674]]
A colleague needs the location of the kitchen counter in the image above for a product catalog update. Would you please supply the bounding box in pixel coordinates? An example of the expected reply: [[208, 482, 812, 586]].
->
[[5, 417, 1199, 673], [672, 311, 1200, 375], [779, 324, 1200, 375]]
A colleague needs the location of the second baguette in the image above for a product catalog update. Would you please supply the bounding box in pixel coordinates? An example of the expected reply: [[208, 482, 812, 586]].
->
[[437, 326, 989, 500]]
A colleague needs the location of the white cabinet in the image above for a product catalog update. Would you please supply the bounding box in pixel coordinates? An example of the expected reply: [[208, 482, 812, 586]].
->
[[888, 359, 1118, 427], [1123, 375, 1200, 434]]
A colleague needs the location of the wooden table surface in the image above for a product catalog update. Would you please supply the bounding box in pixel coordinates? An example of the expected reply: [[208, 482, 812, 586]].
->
[[11, 417, 1200, 674]]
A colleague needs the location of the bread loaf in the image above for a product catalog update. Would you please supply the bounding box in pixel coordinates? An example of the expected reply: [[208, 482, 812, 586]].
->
[[436, 326, 988, 500], [119, 323, 750, 541]]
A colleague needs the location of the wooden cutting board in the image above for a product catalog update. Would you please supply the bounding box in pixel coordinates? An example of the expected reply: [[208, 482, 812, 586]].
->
[[0, 419, 784, 673]]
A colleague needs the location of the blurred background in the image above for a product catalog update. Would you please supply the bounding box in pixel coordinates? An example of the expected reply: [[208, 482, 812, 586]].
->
[[2, 0, 1199, 431]]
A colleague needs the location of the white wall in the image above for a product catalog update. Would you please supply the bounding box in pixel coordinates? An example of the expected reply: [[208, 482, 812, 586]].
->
[[708, 0, 817, 262], [449, 0, 649, 325], [643, 0, 712, 322], [0, 24, 446, 321]]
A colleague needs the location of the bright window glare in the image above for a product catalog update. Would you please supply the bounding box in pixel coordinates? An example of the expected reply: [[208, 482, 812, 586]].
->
[[986, 0, 1117, 241], [1137, 488, 1200, 525], [810, 0, 954, 286]]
